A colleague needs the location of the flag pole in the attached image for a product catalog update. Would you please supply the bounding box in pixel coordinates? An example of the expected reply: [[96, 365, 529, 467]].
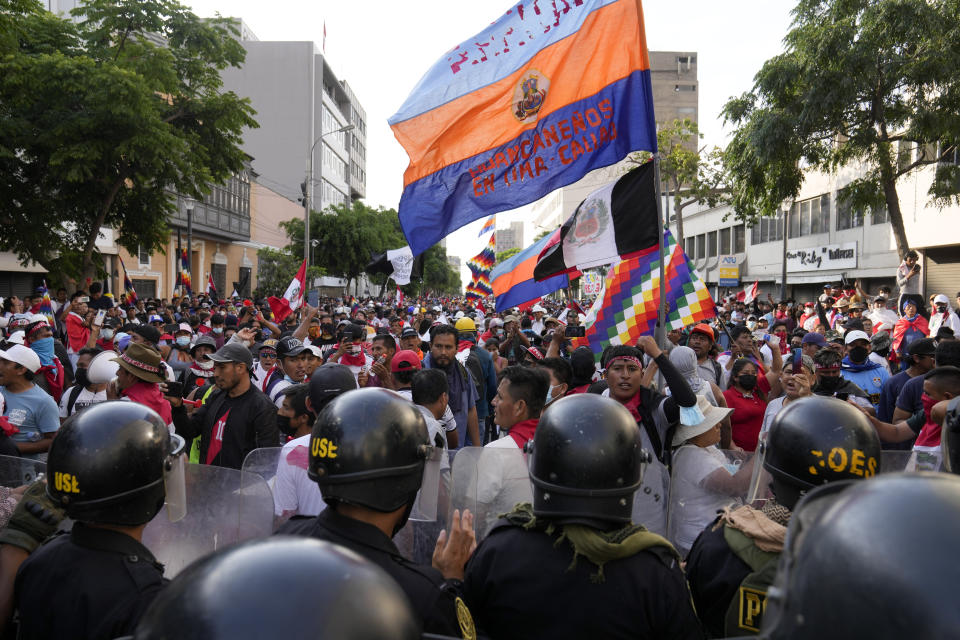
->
[[653, 155, 668, 352]]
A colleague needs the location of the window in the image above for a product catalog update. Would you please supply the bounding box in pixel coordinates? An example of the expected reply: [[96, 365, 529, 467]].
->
[[733, 224, 746, 253], [707, 231, 717, 257], [674, 84, 696, 92], [872, 205, 889, 225], [685, 236, 695, 257], [753, 213, 783, 244], [132, 278, 156, 299], [818, 194, 831, 231], [211, 263, 226, 298], [676, 55, 697, 65], [719, 227, 731, 255], [750, 224, 760, 246], [696, 234, 705, 259], [836, 188, 865, 230], [800, 200, 812, 236], [137, 246, 150, 267]]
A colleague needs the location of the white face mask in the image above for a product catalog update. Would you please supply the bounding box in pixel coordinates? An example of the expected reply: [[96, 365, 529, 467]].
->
[[348, 345, 361, 355], [197, 359, 214, 370], [101, 329, 115, 340]]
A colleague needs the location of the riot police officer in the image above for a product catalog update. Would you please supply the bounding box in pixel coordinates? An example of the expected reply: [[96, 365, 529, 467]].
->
[[277, 387, 476, 639], [759, 472, 960, 639], [684, 396, 881, 637], [462, 393, 705, 640], [13, 401, 186, 639], [134, 537, 419, 640]]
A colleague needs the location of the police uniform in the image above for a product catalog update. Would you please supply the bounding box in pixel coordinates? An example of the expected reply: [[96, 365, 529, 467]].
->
[[685, 515, 780, 637], [279, 509, 472, 639], [464, 520, 704, 640], [15, 523, 167, 639]]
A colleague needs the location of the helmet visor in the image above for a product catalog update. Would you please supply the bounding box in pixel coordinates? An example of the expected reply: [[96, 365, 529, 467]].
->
[[163, 433, 188, 522], [409, 445, 443, 522], [746, 430, 775, 504]]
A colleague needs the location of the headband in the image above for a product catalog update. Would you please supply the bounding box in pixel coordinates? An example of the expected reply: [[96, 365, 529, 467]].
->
[[608, 355, 642, 368]]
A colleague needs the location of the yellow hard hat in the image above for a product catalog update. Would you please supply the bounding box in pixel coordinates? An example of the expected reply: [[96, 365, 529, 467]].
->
[[455, 317, 476, 332]]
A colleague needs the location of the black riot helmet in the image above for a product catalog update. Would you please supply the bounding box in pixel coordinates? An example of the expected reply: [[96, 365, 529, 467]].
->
[[308, 363, 358, 415], [763, 473, 960, 639], [134, 537, 419, 640], [762, 396, 881, 509], [47, 401, 186, 526], [943, 396, 960, 474], [528, 394, 649, 523], [308, 388, 431, 513]]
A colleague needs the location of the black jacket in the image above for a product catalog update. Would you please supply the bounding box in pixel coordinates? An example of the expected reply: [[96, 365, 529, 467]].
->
[[464, 521, 705, 640], [15, 524, 167, 640], [173, 384, 278, 469], [278, 509, 469, 637]]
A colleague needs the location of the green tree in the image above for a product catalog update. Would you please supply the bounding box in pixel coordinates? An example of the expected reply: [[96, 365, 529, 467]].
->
[[0, 0, 257, 287], [253, 247, 324, 299], [631, 119, 727, 248], [496, 247, 521, 263], [281, 201, 402, 292], [722, 0, 960, 255]]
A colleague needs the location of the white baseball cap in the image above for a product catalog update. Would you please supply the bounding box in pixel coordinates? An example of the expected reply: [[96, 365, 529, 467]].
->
[[0, 344, 41, 373], [934, 294, 949, 305], [844, 330, 870, 345], [6, 331, 25, 345]]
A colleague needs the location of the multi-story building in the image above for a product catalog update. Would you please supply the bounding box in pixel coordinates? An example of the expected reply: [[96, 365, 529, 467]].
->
[[219, 32, 367, 215], [681, 149, 960, 302], [496, 222, 525, 253]]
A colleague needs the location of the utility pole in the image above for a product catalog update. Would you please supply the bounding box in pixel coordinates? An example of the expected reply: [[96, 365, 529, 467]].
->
[[186, 204, 193, 298]]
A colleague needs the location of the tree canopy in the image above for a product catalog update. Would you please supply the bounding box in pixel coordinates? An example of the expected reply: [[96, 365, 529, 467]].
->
[[280, 201, 462, 296], [722, 0, 960, 255], [0, 0, 257, 286]]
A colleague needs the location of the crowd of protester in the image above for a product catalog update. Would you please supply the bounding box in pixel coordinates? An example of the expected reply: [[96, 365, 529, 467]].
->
[[0, 255, 957, 637]]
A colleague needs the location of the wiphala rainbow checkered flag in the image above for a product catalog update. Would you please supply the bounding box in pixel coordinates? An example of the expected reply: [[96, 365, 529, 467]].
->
[[572, 228, 716, 357], [465, 233, 495, 301]]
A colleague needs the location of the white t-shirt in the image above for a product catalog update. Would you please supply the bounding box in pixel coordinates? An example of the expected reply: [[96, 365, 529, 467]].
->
[[58, 386, 108, 418], [670, 445, 739, 553], [273, 434, 326, 517], [868, 351, 891, 376], [761, 395, 787, 435]]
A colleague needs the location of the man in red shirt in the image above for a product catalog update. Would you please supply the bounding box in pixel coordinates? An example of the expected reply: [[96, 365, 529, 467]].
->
[[64, 292, 91, 369]]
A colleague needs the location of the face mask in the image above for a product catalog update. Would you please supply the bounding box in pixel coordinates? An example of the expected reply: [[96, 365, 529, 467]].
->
[[30, 337, 54, 365], [74, 367, 89, 389], [936, 304, 947, 313], [348, 344, 361, 355], [197, 359, 214, 370], [176, 336, 191, 347], [212, 327, 223, 334], [848, 346, 869, 363], [738, 374, 758, 391], [746, 321, 757, 330], [818, 375, 842, 391], [101, 329, 114, 340], [308, 327, 320, 339], [321, 323, 335, 337], [545, 385, 557, 406], [922, 392, 938, 423], [276, 414, 296, 437]]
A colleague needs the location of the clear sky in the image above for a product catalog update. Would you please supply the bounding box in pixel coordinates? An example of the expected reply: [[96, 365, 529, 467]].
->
[[184, 0, 795, 283]]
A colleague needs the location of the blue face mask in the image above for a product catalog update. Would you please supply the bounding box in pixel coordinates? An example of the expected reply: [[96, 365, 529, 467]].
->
[[176, 336, 191, 347], [545, 384, 559, 407], [212, 327, 223, 334], [30, 337, 55, 366]]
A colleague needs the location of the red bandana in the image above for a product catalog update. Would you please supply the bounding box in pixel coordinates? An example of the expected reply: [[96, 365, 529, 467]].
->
[[508, 418, 539, 449]]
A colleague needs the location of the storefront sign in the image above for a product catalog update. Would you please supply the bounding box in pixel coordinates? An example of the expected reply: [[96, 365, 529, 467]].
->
[[786, 242, 857, 272], [717, 255, 740, 287]]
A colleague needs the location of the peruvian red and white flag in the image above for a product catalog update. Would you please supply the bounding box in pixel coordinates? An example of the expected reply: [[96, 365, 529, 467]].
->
[[736, 280, 759, 304], [396, 286, 404, 306], [268, 260, 306, 323], [206, 273, 217, 297], [475, 300, 486, 315]]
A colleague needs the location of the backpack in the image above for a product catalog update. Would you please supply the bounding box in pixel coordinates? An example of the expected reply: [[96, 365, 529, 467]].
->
[[65, 384, 84, 417], [464, 347, 485, 403], [900, 324, 926, 355]]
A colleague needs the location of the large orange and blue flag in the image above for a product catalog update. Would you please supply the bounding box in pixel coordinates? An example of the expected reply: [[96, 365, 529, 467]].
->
[[491, 232, 575, 311], [478, 215, 496, 237], [390, 0, 657, 255]]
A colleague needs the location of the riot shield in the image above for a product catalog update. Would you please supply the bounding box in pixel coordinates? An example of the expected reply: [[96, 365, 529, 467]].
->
[[447, 447, 532, 541], [392, 450, 457, 566], [632, 460, 670, 536], [142, 463, 274, 577], [879, 450, 943, 473], [0, 455, 44, 488], [666, 447, 755, 556], [241, 447, 284, 486]]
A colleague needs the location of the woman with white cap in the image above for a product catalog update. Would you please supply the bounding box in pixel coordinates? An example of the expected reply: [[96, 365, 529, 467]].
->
[[668, 396, 750, 555], [929, 294, 960, 336]]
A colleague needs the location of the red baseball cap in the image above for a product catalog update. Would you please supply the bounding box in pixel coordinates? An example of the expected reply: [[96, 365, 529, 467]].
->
[[391, 350, 423, 373], [689, 323, 715, 342]]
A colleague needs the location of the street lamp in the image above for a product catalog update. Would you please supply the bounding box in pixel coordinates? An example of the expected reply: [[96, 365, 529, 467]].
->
[[305, 123, 355, 270]]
